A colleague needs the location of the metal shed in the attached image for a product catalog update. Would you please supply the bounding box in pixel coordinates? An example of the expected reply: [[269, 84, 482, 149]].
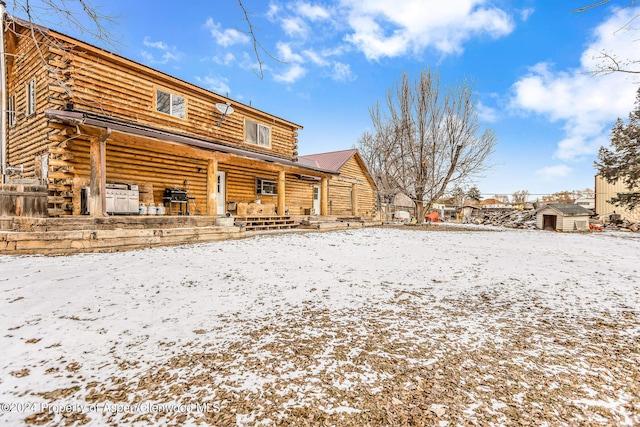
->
[[535, 203, 592, 232]]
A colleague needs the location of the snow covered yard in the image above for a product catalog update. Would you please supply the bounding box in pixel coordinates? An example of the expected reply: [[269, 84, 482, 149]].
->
[[0, 225, 639, 426]]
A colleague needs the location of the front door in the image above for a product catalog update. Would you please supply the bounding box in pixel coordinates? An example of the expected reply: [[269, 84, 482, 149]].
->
[[217, 172, 226, 214], [313, 185, 320, 214]]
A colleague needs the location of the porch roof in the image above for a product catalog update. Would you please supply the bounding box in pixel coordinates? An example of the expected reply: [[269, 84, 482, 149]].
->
[[44, 109, 338, 176]]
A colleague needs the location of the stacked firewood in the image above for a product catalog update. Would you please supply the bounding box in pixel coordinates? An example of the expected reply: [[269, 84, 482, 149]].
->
[[468, 209, 537, 229]]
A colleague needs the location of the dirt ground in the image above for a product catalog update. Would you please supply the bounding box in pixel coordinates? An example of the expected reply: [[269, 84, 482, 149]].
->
[[2, 225, 639, 426]]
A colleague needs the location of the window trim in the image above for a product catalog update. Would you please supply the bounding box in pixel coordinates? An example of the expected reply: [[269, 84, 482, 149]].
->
[[155, 88, 186, 119], [8, 95, 15, 127], [26, 79, 35, 117], [245, 119, 271, 148], [256, 178, 277, 196]]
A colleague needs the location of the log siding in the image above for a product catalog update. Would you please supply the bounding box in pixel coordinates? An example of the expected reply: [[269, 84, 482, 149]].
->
[[3, 18, 337, 218]]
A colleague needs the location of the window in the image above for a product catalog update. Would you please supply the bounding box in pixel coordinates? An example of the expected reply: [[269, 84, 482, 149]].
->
[[256, 178, 277, 196], [156, 89, 185, 118], [245, 119, 271, 147], [8, 95, 15, 127], [26, 79, 35, 116]]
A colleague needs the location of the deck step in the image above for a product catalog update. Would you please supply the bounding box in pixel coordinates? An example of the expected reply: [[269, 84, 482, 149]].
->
[[234, 216, 299, 231]]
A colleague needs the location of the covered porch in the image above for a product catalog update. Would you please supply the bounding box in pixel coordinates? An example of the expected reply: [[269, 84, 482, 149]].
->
[[43, 109, 335, 221]]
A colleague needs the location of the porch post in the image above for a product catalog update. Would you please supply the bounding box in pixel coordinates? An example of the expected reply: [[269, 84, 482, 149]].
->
[[89, 132, 108, 217], [320, 177, 328, 216], [351, 183, 358, 216], [277, 170, 286, 215], [207, 156, 218, 216]]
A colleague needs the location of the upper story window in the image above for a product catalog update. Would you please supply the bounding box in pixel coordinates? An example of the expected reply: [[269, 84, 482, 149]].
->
[[7, 95, 16, 127], [26, 79, 35, 116], [245, 119, 271, 148], [156, 89, 185, 119]]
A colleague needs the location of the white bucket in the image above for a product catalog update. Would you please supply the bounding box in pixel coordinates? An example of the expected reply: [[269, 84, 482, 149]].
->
[[147, 202, 156, 215], [156, 204, 166, 215], [139, 203, 147, 215]]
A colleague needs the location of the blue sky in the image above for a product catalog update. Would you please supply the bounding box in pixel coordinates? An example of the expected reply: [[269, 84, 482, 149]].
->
[[11, 0, 640, 198]]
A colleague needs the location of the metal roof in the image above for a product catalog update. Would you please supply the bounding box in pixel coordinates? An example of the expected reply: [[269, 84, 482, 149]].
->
[[299, 149, 358, 173]]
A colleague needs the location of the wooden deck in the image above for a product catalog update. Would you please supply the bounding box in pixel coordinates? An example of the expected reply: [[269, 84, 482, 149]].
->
[[0, 215, 244, 255], [0, 215, 380, 255]]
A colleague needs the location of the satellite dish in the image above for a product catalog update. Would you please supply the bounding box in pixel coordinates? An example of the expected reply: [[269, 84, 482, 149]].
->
[[215, 102, 234, 115]]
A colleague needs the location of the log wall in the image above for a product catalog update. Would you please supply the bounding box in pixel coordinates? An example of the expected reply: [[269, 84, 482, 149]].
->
[[66, 132, 211, 215], [329, 157, 377, 218], [54, 36, 299, 160], [4, 27, 55, 179], [220, 163, 317, 215], [3, 21, 329, 217]]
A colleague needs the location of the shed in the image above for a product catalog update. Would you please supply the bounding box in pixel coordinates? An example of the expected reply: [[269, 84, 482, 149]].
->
[[535, 204, 592, 232]]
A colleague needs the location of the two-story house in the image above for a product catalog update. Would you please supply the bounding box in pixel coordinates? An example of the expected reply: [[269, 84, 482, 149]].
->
[[1, 13, 365, 220]]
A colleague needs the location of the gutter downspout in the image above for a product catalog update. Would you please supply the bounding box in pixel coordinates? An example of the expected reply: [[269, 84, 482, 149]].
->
[[99, 128, 111, 217], [0, 1, 6, 184]]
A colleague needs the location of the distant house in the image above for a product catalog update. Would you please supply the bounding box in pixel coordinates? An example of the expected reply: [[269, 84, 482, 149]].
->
[[480, 198, 509, 209], [299, 149, 377, 218], [535, 204, 592, 232], [574, 197, 595, 212]]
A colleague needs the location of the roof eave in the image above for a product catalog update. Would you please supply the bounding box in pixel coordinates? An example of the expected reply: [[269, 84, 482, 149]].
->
[[44, 109, 336, 176]]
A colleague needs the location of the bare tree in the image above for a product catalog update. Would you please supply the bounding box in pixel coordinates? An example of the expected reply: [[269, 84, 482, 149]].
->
[[541, 191, 577, 204], [5, 0, 118, 46], [359, 68, 496, 220], [450, 185, 466, 207], [512, 190, 530, 204], [573, 1, 640, 77], [358, 130, 401, 221], [582, 187, 596, 198], [494, 194, 510, 203]]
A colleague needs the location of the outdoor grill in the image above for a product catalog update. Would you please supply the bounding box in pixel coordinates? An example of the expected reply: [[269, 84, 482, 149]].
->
[[164, 187, 188, 202]]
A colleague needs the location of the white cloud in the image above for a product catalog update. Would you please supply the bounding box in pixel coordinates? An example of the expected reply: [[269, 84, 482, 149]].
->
[[296, 2, 331, 21], [143, 38, 169, 50], [330, 62, 355, 82], [266, 3, 281, 20], [195, 75, 231, 96], [238, 52, 264, 72], [141, 37, 182, 65], [303, 49, 330, 66], [281, 17, 308, 38], [340, 0, 514, 60], [477, 101, 499, 123], [213, 53, 237, 66], [205, 18, 250, 47], [535, 165, 573, 182], [509, 7, 640, 161], [273, 63, 307, 83], [520, 8, 534, 22], [277, 42, 305, 63]]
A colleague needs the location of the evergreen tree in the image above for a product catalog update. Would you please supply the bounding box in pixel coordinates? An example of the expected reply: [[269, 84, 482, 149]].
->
[[595, 88, 640, 210], [466, 186, 482, 203]]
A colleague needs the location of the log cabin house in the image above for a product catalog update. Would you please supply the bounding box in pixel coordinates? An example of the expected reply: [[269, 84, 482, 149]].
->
[[0, 13, 377, 227], [299, 149, 377, 218]]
